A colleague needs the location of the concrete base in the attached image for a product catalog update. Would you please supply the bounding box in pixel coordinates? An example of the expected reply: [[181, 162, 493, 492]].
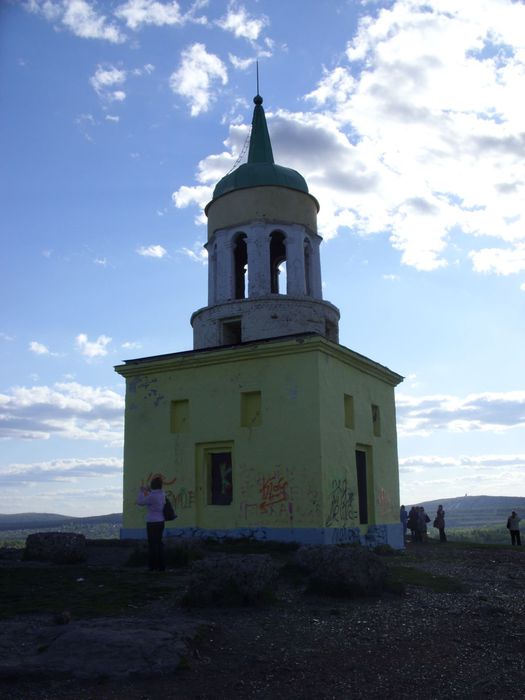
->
[[120, 523, 404, 549]]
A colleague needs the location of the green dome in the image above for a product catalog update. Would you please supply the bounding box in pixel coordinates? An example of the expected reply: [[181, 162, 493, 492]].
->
[[213, 161, 309, 199], [211, 95, 310, 202]]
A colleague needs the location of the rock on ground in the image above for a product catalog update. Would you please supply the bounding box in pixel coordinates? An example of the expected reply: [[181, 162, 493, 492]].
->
[[183, 553, 278, 606], [0, 614, 203, 680], [293, 545, 387, 596], [24, 533, 86, 564]]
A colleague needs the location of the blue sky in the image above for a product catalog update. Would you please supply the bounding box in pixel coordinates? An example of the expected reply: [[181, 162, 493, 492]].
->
[[1, 0, 525, 516]]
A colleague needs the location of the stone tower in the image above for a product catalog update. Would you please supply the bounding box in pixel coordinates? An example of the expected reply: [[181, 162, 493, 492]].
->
[[116, 94, 404, 548], [192, 94, 340, 349]]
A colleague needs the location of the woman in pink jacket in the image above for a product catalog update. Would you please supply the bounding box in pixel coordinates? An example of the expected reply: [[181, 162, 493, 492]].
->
[[136, 475, 165, 571]]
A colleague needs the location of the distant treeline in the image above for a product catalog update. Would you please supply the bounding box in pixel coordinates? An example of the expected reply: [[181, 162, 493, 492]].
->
[[0, 513, 122, 532]]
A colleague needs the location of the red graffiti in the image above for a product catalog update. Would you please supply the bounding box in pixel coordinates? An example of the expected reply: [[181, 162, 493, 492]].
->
[[259, 474, 289, 514]]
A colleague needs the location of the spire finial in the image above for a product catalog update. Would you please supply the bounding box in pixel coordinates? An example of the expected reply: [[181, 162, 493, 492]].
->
[[254, 60, 262, 105]]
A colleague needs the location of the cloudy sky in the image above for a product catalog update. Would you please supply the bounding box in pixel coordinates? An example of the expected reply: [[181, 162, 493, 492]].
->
[[1, 0, 525, 516]]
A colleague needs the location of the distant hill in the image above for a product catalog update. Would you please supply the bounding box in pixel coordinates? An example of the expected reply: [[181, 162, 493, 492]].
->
[[0, 512, 122, 532], [415, 495, 525, 529]]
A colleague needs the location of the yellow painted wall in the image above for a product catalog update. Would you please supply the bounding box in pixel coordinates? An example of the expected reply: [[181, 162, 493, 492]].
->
[[317, 350, 401, 535], [119, 340, 324, 531], [116, 337, 401, 535]]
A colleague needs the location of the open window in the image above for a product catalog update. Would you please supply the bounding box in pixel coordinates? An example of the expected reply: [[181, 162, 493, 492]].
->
[[270, 231, 286, 294], [221, 317, 242, 345], [233, 233, 247, 299], [207, 450, 233, 505]]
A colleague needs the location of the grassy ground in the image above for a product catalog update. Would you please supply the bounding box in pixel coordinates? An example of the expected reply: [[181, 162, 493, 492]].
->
[[0, 566, 181, 619], [0, 538, 476, 621]]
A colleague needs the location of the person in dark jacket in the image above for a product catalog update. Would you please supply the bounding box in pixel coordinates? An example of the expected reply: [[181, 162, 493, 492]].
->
[[407, 506, 418, 542], [435, 504, 447, 542], [400, 505, 408, 541], [417, 507, 430, 543], [506, 511, 521, 546], [137, 475, 166, 571]]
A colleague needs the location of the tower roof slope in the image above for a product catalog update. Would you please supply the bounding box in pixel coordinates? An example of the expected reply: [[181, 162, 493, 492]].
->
[[211, 95, 310, 202]]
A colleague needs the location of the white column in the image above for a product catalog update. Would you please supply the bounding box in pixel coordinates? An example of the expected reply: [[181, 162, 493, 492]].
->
[[246, 223, 271, 297], [206, 240, 216, 305], [214, 230, 235, 302], [285, 225, 306, 296], [310, 235, 323, 299]]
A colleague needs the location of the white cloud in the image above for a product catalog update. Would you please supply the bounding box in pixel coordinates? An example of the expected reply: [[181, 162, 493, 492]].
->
[[399, 452, 525, 501], [177, 241, 208, 265], [216, 2, 268, 42], [105, 115, 120, 123], [94, 256, 108, 266], [132, 63, 156, 76], [0, 457, 122, 485], [0, 382, 124, 443], [115, 0, 207, 30], [75, 113, 97, 141], [382, 274, 400, 281], [169, 43, 228, 117], [90, 65, 127, 102], [121, 341, 142, 349], [29, 341, 50, 355], [76, 333, 112, 359], [229, 54, 256, 71], [27, 0, 125, 43], [397, 390, 525, 436], [470, 244, 525, 275], [136, 244, 167, 258], [0, 333, 15, 342], [176, 0, 525, 273], [114, 0, 182, 29]]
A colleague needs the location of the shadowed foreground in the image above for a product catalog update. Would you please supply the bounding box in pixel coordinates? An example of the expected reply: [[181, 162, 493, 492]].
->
[[1, 539, 524, 699]]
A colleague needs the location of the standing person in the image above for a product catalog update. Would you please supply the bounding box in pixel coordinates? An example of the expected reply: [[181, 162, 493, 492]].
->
[[137, 475, 166, 571], [506, 511, 521, 546], [400, 505, 408, 541], [418, 507, 430, 543], [407, 506, 418, 542], [434, 504, 447, 542]]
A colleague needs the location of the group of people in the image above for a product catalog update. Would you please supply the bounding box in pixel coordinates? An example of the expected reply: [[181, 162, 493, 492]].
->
[[136, 476, 523, 570], [400, 504, 447, 543], [401, 504, 522, 546]]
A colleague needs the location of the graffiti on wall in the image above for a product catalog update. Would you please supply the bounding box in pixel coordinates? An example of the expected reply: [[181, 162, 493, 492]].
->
[[239, 468, 294, 522], [259, 472, 289, 514], [325, 479, 357, 527], [331, 527, 360, 545], [170, 487, 195, 510]]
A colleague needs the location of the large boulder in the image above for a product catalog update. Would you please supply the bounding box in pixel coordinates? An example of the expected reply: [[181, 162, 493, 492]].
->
[[183, 554, 278, 607], [293, 545, 387, 597], [24, 532, 87, 564]]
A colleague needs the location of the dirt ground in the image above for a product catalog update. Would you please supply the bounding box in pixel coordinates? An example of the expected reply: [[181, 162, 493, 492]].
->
[[2, 541, 525, 700]]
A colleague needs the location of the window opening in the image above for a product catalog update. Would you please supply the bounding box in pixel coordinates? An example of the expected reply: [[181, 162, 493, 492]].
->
[[270, 231, 286, 294], [233, 234, 247, 300], [325, 319, 337, 342], [208, 451, 233, 505], [372, 404, 381, 437], [170, 399, 189, 432], [241, 391, 262, 427], [355, 449, 368, 524], [221, 318, 242, 345], [344, 394, 354, 429]]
